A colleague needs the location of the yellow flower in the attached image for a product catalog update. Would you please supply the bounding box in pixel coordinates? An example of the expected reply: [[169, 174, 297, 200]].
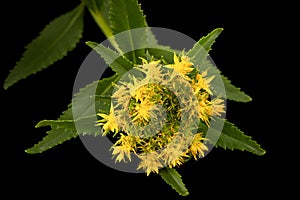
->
[[112, 134, 138, 162], [198, 94, 212, 125], [131, 98, 154, 123], [132, 84, 154, 102], [111, 85, 130, 107], [140, 59, 163, 81], [112, 146, 132, 163], [167, 53, 194, 80], [137, 152, 163, 176], [161, 145, 189, 168], [211, 98, 225, 117], [189, 133, 208, 160], [96, 105, 119, 135], [197, 95, 225, 125], [192, 70, 214, 95]]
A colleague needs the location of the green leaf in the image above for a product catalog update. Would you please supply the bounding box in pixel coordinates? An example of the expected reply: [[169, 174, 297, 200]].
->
[[36, 119, 75, 130], [86, 41, 134, 76], [58, 105, 73, 120], [186, 28, 250, 102], [26, 74, 119, 153], [197, 28, 224, 52], [64, 74, 117, 122], [85, 0, 158, 50], [4, 4, 85, 89], [109, 0, 148, 63], [147, 48, 178, 64], [185, 28, 251, 102], [187, 28, 223, 65], [212, 120, 266, 155], [222, 75, 252, 102], [36, 115, 102, 136], [26, 118, 77, 154], [25, 127, 77, 154], [198, 59, 252, 102], [109, 0, 147, 34], [72, 74, 119, 119], [159, 168, 189, 196], [84, 0, 113, 38], [145, 27, 159, 46]]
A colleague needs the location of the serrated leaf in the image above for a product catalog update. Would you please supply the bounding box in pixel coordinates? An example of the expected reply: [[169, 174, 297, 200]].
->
[[186, 28, 250, 102], [72, 74, 119, 119], [187, 28, 223, 65], [4, 4, 85, 89], [212, 120, 266, 155], [86, 41, 133, 76], [36, 115, 102, 136], [66, 73, 118, 121], [25, 128, 77, 154], [26, 74, 119, 154], [58, 106, 73, 120], [185, 28, 251, 102], [145, 27, 159, 46], [85, 0, 158, 53], [197, 28, 224, 52], [188, 28, 251, 102], [199, 59, 252, 102], [159, 168, 189, 196], [109, 0, 148, 63], [36, 119, 75, 129], [222, 75, 252, 102], [109, 0, 146, 34], [26, 91, 112, 154]]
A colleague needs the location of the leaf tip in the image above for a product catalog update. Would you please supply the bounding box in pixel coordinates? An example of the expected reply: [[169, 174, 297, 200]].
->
[[238, 95, 252, 102], [24, 148, 36, 154], [210, 27, 224, 37], [181, 191, 189, 196], [3, 83, 9, 90], [247, 96, 253, 102], [85, 41, 97, 48], [216, 27, 224, 32], [257, 148, 266, 156], [3, 74, 16, 90]]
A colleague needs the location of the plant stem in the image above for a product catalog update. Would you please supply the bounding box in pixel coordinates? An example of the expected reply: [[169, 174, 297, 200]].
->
[[87, 7, 112, 38], [84, 0, 120, 53]]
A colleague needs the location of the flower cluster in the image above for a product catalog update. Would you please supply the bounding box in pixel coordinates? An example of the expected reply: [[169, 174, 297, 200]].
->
[[96, 53, 225, 175]]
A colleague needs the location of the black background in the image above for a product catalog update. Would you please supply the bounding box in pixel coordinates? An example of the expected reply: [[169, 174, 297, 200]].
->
[[1, 0, 291, 199]]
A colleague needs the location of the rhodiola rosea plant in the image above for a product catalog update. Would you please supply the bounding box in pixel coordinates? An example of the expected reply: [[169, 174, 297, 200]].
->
[[3, 0, 265, 196]]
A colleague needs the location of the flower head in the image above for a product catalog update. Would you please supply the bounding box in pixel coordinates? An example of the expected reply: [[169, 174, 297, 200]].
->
[[96, 52, 224, 176], [96, 105, 119, 135], [211, 98, 225, 117], [129, 84, 162, 126], [166, 53, 194, 80], [137, 152, 163, 176], [198, 94, 212, 125], [189, 133, 208, 160], [112, 134, 139, 162], [161, 145, 189, 168], [131, 98, 154, 123], [192, 71, 214, 95]]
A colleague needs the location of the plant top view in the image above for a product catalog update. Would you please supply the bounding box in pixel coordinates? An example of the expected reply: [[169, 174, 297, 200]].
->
[[3, 0, 266, 196]]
